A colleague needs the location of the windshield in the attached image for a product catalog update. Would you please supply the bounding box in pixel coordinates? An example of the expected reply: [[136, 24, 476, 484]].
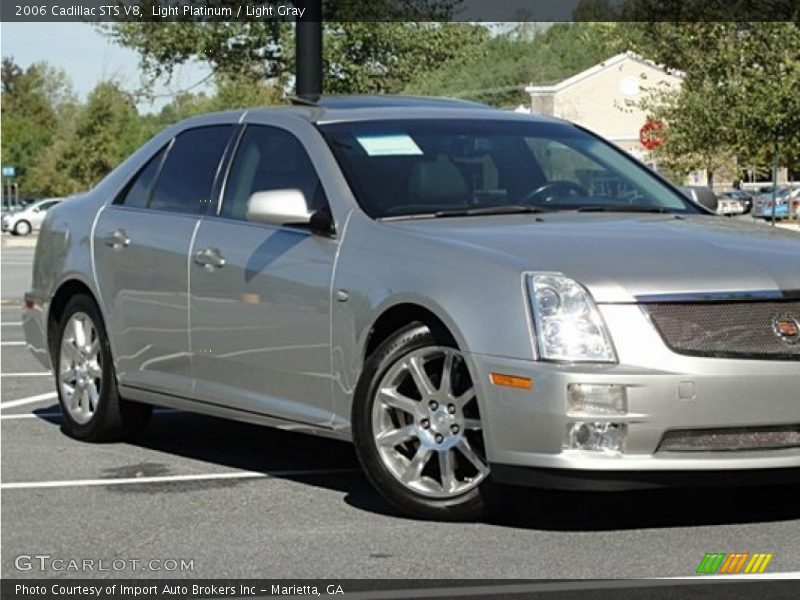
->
[[320, 119, 702, 219]]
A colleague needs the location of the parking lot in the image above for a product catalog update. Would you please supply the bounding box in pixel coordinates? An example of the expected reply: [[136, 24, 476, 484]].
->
[[2, 232, 800, 580]]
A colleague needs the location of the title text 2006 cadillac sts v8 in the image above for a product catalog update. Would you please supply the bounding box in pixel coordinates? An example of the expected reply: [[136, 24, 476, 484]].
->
[[23, 96, 800, 519]]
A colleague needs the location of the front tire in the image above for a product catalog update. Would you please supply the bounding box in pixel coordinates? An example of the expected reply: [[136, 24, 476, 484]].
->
[[352, 323, 491, 520], [55, 294, 151, 441]]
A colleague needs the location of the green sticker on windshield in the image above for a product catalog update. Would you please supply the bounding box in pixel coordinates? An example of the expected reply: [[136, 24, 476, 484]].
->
[[356, 134, 423, 157]]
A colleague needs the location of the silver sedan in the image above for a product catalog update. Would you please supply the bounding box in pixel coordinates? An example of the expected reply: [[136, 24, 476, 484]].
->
[[23, 97, 800, 520]]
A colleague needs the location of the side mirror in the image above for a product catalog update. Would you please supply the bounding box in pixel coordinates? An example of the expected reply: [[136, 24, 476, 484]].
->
[[246, 189, 311, 226]]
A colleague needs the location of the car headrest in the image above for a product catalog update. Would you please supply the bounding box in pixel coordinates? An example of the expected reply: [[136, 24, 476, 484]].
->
[[408, 155, 469, 204]]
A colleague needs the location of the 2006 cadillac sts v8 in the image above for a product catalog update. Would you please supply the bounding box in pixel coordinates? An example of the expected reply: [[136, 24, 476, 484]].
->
[[23, 96, 800, 519]]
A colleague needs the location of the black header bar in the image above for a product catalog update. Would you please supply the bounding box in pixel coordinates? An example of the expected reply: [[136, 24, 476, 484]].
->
[[1, 0, 799, 22]]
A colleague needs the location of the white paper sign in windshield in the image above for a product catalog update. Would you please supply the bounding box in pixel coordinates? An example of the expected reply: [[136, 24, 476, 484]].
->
[[356, 134, 423, 157]]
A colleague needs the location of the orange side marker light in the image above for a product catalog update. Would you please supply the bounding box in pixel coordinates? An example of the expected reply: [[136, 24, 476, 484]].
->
[[489, 373, 533, 390]]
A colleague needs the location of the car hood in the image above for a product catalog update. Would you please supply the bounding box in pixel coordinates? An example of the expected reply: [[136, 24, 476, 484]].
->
[[387, 213, 800, 302]]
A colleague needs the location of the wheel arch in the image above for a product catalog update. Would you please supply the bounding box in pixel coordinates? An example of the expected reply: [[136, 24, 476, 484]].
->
[[47, 278, 105, 362], [14, 219, 32, 233], [363, 302, 464, 364]]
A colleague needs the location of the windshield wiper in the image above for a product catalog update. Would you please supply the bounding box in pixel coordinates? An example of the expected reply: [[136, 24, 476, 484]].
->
[[575, 205, 672, 213], [433, 205, 552, 218]]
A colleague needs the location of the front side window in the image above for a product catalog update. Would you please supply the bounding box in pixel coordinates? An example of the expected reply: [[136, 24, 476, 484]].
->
[[220, 125, 326, 221], [149, 126, 233, 214], [36, 201, 60, 212], [320, 119, 702, 218]]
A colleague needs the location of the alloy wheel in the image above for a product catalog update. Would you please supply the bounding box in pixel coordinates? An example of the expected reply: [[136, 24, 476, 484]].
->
[[59, 312, 103, 425], [371, 346, 489, 498]]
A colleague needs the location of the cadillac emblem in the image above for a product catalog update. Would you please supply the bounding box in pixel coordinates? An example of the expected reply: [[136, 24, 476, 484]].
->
[[772, 314, 800, 345]]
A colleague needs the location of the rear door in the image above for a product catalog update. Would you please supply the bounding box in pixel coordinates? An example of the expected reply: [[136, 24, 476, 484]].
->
[[93, 125, 234, 395], [189, 123, 337, 426]]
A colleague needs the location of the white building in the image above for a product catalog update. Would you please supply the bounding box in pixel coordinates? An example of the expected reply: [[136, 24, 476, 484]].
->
[[525, 53, 793, 188], [525, 53, 682, 164]]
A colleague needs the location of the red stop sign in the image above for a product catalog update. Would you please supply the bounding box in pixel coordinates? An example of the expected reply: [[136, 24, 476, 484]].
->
[[640, 120, 664, 150]]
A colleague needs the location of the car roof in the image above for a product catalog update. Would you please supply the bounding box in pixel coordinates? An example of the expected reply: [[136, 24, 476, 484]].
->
[[290, 94, 494, 110], [173, 95, 566, 129]]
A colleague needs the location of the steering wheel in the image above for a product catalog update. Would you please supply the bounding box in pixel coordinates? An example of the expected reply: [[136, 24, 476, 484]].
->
[[520, 180, 589, 205]]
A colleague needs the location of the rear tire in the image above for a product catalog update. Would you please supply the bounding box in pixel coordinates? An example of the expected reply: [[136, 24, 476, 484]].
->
[[55, 294, 151, 441], [352, 323, 491, 521], [14, 220, 31, 236]]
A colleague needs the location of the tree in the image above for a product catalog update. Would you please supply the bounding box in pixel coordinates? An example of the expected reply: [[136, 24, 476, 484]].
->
[[321, 22, 489, 94], [60, 82, 141, 190], [622, 22, 800, 187], [1, 58, 77, 196], [404, 23, 621, 106], [104, 8, 487, 96]]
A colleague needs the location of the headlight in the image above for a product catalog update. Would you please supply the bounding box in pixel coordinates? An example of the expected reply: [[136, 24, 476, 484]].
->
[[527, 274, 616, 363]]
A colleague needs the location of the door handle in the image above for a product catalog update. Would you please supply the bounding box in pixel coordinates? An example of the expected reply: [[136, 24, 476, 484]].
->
[[104, 229, 130, 249], [194, 247, 226, 270]]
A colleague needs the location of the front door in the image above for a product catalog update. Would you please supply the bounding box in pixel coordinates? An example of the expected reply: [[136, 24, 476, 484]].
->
[[189, 124, 337, 426]]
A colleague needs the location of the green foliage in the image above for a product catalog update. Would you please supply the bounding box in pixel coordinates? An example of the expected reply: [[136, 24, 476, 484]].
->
[[0, 53, 291, 197], [104, 20, 487, 96], [623, 22, 800, 183], [103, 20, 292, 84], [1, 58, 76, 195], [404, 23, 622, 106], [321, 23, 489, 94], [6, 16, 798, 197], [59, 82, 142, 191]]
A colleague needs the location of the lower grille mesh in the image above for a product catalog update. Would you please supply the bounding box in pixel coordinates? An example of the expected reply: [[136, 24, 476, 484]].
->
[[644, 301, 800, 360], [658, 425, 800, 452]]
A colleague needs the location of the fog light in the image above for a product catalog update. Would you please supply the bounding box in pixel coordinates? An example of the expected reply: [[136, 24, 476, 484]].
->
[[568, 422, 627, 453], [568, 383, 626, 415]]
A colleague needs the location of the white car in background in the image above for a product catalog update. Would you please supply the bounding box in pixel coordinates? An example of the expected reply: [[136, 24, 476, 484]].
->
[[1, 197, 63, 235], [715, 196, 745, 216]]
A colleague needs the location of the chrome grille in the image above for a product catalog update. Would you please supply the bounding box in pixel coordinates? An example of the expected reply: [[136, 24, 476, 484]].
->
[[643, 301, 800, 360], [658, 425, 800, 452]]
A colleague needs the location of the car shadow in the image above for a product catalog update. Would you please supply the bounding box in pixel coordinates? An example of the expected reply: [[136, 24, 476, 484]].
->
[[32, 406, 800, 530]]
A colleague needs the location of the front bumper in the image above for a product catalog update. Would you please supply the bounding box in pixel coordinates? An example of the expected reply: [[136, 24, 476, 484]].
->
[[467, 303, 800, 484]]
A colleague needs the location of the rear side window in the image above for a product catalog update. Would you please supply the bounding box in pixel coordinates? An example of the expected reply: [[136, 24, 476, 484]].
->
[[149, 126, 233, 214], [114, 146, 167, 208]]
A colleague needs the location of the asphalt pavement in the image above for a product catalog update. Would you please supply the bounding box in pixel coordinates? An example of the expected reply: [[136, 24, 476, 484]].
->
[[1, 238, 34, 306], [1, 231, 800, 581]]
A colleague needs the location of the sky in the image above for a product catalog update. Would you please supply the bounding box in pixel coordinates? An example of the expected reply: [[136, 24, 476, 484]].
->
[[0, 22, 212, 113]]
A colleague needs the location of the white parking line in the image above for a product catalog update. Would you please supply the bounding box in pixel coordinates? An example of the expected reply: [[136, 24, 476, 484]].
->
[[1, 341, 26, 346], [0, 411, 61, 420], [0, 372, 51, 378], [0, 468, 360, 490], [1, 322, 22, 326], [0, 392, 57, 409]]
